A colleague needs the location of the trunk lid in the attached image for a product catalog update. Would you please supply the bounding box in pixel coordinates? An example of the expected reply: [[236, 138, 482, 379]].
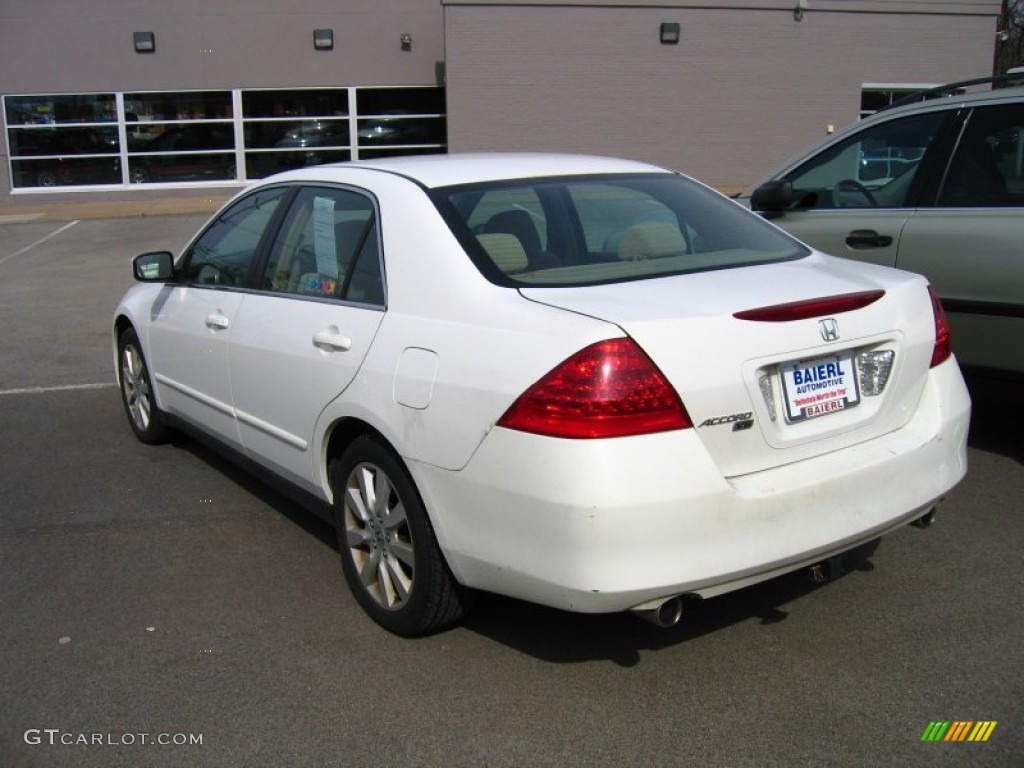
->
[[519, 253, 938, 477]]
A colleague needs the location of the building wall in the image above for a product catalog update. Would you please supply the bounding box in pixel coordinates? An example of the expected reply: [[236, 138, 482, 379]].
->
[[0, 0, 446, 200], [443, 2, 1000, 189]]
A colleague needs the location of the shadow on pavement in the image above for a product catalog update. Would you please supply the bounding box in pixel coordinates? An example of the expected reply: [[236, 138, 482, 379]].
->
[[461, 541, 880, 666], [963, 370, 1022, 463]]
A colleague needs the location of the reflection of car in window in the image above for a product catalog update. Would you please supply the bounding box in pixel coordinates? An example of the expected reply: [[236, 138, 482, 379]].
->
[[356, 112, 440, 146], [272, 120, 349, 149], [11, 128, 120, 187], [129, 123, 236, 183], [858, 147, 924, 184]]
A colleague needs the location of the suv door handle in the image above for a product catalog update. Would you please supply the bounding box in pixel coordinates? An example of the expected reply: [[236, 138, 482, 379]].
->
[[205, 312, 230, 330], [313, 329, 352, 352], [845, 229, 894, 249]]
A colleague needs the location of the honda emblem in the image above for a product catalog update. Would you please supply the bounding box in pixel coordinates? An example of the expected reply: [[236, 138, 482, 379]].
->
[[819, 318, 840, 342]]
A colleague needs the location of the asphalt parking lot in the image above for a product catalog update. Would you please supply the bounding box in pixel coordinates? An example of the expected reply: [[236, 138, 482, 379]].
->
[[0, 214, 1021, 768]]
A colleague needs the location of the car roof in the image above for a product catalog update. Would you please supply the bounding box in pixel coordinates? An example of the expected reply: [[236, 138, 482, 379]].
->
[[265, 152, 672, 189], [867, 83, 1024, 121]]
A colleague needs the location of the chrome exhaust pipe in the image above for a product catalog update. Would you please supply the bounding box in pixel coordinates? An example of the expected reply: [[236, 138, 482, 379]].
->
[[632, 596, 684, 628], [911, 507, 937, 528]]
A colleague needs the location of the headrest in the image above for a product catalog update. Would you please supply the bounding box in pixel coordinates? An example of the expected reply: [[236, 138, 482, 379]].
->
[[618, 221, 686, 261], [477, 233, 529, 274]]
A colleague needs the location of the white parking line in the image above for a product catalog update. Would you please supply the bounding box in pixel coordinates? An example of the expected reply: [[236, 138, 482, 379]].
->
[[0, 382, 115, 397], [0, 220, 79, 267]]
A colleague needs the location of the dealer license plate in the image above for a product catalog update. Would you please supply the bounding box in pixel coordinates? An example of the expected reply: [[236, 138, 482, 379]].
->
[[779, 351, 860, 423]]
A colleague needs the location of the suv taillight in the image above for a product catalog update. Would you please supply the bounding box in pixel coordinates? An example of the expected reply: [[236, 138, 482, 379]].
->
[[497, 338, 691, 439], [928, 286, 952, 368]]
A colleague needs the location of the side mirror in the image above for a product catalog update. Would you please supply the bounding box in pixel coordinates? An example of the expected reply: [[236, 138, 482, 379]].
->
[[132, 251, 174, 282], [750, 179, 794, 215]]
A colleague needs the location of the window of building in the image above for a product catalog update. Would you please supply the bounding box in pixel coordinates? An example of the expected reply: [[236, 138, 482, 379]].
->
[[125, 90, 236, 184], [4, 93, 121, 188], [4, 86, 446, 191]]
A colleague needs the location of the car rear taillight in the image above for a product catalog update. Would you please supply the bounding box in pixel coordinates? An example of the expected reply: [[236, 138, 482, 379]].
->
[[928, 286, 952, 368], [497, 338, 691, 439]]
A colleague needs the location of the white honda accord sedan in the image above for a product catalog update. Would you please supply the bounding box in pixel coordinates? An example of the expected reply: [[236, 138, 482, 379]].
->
[[113, 153, 970, 635]]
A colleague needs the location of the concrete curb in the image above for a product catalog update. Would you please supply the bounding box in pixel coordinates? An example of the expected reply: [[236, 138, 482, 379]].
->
[[0, 193, 235, 223]]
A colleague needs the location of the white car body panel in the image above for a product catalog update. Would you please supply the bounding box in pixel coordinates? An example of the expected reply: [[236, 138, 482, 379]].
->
[[113, 153, 972, 619], [414, 359, 968, 612], [144, 286, 244, 447], [522, 253, 936, 477], [229, 295, 385, 494]]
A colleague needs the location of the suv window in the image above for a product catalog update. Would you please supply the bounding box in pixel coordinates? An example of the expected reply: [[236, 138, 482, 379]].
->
[[938, 104, 1024, 208], [182, 187, 285, 285], [785, 112, 948, 210], [262, 186, 384, 305]]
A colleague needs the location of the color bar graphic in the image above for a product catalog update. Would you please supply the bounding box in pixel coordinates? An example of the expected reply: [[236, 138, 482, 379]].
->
[[921, 721, 997, 742]]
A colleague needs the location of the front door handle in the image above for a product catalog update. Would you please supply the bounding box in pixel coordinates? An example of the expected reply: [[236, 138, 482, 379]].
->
[[845, 229, 894, 249], [313, 329, 352, 352], [205, 312, 230, 330]]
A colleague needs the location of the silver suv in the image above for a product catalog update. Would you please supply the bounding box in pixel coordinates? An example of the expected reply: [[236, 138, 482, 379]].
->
[[742, 76, 1024, 376]]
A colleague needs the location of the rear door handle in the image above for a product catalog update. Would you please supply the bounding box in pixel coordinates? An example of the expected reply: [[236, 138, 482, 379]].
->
[[845, 229, 894, 249], [313, 329, 352, 352], [205, 312, 230, 330]]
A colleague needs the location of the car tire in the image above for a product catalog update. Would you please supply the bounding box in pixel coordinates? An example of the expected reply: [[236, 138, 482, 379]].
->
[[117, 328, 171, 444], [36, 169, 58, 187], [330, 436, 473, 636]]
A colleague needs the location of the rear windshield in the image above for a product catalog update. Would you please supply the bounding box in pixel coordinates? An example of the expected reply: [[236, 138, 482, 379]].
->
[[432, 173, 808, 287]]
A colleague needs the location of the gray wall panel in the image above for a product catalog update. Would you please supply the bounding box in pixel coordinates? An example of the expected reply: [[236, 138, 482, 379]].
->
[[444, 5, 997, 189], [0, 1, 444, 93]]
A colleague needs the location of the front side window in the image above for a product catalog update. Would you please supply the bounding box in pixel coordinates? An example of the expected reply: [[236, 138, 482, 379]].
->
[[181, 187, 286, 286], [786, 112, 948, 210], [938, 104, 1024, 208], [262, 187, 384, 305], [435, 174, 807, 287]]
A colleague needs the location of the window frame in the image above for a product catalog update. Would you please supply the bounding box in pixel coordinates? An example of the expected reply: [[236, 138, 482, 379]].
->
[[432, 173, 809, 289], [256, 183, 388, 308], [783, 108, 965, 212], [175, 185, 294, 289], [934, 103, 1024, 209]]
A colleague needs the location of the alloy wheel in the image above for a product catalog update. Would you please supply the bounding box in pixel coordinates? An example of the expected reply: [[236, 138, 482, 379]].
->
[[342, 462, 415, 610]]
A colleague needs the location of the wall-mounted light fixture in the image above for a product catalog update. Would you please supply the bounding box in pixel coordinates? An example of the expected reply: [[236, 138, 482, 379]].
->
[[400, 32, 412, 52], [313, 29, 334, 51], [660, 23, 680, 45], [133, 31, 156, 53], [794, 0, 807, 22]]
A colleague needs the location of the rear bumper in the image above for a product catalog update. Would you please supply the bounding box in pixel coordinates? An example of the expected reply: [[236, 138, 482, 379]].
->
[[411, 359, 970, 613]]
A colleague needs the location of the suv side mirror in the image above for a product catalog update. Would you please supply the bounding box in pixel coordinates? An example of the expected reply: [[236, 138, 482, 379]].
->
[[751, 179, 793, 215], [132, 251, 174, 282]]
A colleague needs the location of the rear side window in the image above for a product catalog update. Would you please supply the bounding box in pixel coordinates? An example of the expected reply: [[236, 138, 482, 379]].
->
[[433, 174, 807, 287], [938, 103, 1024, 207], [262, 186, 385, 306]]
